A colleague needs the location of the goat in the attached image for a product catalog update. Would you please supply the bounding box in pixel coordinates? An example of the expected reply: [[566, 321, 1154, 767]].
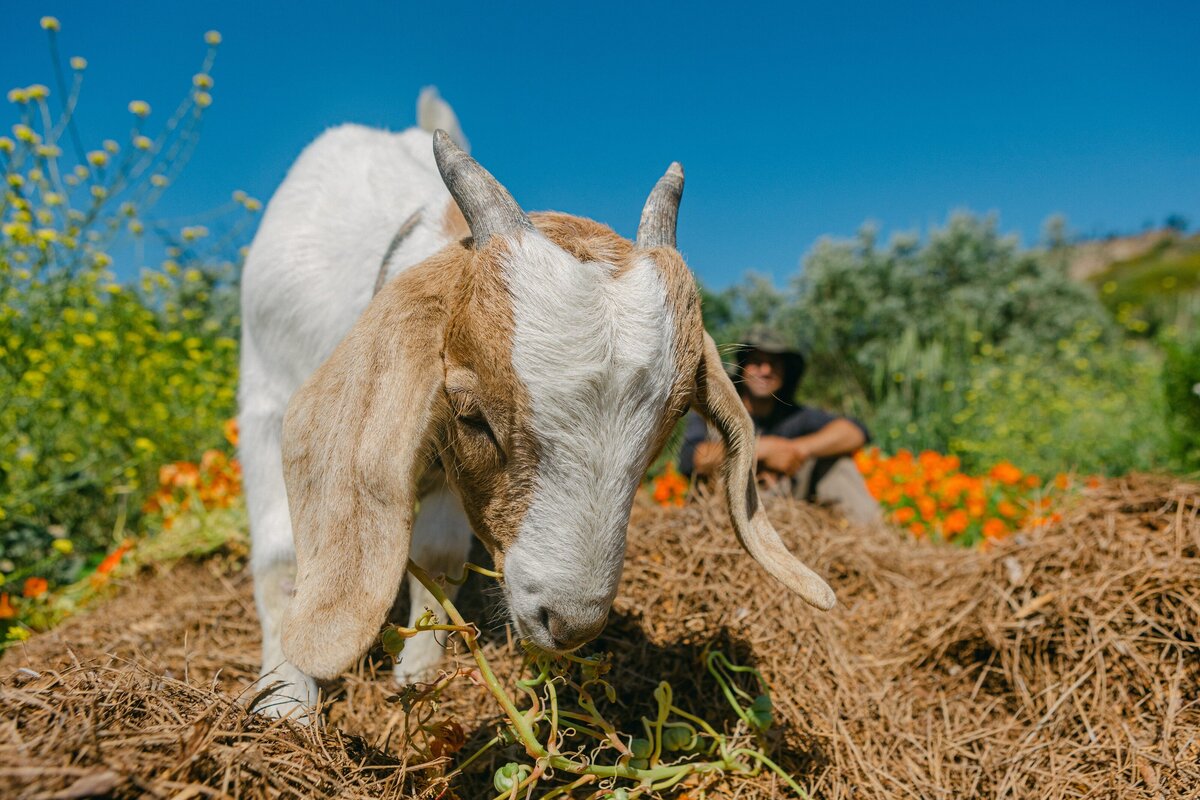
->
[[238, 89, 835, 718]]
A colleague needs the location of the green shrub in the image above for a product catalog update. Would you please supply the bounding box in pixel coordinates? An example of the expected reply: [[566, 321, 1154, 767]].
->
[[1, 19, 252, 578], [793, 215, 1116, 405], [860, 322, 1169, 476], [1162, 329, 1200, 471]]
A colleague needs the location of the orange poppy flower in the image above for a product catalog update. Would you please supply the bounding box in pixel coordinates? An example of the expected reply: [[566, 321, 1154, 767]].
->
[[892, 506, 916, 524], [0, 593, 15, 619], [989, 461, 1023, 486], [982, 518, 1007, 539], [917, 495, 937, 520], [97, 541, 133, 575], [942, 509, 969, 536], [23, 577, 49, 599], [223, 418, 239, 447], [651, 464, 688, 507]]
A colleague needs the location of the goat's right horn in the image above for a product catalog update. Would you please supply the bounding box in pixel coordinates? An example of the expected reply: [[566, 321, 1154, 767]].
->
[[636, 162, 684, 249], [433, 129, 531, 247]]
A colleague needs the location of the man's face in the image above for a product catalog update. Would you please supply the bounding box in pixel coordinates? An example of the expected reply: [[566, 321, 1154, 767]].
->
[[741, 349, 786, 400]]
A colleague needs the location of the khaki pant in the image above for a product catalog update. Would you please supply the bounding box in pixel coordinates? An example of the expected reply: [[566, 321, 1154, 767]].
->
[[765, 456, 882, 526]]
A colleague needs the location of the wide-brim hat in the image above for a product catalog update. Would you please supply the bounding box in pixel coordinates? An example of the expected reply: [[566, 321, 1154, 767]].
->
[[732, 325, 807, 381]]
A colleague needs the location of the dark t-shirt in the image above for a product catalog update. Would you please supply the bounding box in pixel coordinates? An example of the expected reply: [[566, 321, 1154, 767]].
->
[[677, 404, 870, 495]]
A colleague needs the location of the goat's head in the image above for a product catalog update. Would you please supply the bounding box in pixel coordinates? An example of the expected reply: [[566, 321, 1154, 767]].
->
[[280, 131, 835, 680]]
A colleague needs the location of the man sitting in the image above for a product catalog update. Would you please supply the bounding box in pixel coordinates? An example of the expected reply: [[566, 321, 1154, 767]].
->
[[678, 327, 881, 525]]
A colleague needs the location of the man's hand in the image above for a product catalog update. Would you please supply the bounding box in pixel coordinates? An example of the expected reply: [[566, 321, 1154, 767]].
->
[[756, 435, 811, 476]]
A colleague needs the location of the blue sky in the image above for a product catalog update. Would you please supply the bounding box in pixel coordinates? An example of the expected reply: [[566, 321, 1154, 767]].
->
[[3, 1, 1198, 288]]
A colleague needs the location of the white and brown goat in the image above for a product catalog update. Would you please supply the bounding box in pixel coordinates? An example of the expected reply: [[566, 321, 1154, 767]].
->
[[238, 91, 835, 717]]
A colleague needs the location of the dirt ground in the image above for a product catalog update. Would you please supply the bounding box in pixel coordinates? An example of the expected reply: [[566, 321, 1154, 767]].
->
[[3, 476, 1198, 799]]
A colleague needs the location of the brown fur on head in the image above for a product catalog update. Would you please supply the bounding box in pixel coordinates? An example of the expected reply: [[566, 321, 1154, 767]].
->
[[280, 149, 834, 680]]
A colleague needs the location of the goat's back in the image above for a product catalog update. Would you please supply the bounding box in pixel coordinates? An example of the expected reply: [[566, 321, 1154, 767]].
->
[[240, 124, 457, 392]]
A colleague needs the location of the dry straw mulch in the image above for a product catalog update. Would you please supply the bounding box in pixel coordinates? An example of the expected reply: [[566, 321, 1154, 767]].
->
[[2, 475, 1198, 799]]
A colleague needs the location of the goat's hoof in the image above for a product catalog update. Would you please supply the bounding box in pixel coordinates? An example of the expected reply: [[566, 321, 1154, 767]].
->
[[248, 666, 319, 724]]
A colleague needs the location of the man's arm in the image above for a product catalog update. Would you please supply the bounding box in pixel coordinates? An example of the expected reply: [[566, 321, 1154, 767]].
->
[[687, 410, 869, 478], [757, 410, 869, 477], [784, 418, 866, 464]]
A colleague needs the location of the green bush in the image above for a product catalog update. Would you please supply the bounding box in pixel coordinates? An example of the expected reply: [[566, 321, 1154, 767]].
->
[[700, 214, 1182, 476], [1, 19, 252, 579], [865, 323, 1168, 475], [1162, 329, 1200, 471], [793, 215, 1115, 406]]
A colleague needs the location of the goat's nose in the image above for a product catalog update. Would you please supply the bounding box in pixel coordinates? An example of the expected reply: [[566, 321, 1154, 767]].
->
[[540, 605, 608, 652]]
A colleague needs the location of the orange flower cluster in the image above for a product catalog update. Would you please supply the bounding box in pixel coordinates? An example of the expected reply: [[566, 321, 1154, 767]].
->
[[855, 448, 1065, 546], [142, 421, 242, 526], [651, 463, 689, 507]]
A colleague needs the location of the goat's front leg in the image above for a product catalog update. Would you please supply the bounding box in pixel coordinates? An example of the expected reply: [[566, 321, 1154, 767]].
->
[[394, 480, 473, 686], [241, 401, 319, 722]]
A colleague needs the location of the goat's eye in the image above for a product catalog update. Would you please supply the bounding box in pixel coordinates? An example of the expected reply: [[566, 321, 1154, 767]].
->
[[458, 411, 491, 434], [455, 407, 503, 455]]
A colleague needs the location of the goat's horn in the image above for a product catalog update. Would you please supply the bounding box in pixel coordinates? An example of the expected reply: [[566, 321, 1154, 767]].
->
[[433, 129, 531, 247], [636, 162, 684, 249]]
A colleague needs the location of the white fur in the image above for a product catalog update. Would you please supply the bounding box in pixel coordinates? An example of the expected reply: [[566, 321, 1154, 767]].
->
[[500, 233, 677, 649], [240, 100, 472, 717]]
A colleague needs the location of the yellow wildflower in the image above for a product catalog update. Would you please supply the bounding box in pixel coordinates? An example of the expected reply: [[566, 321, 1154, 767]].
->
[[193, 91, 212, 108], [133, 135, 152, 150], [52, 539, 73, 555], [244, 197, 262, 212], [7, 87, 28, 104], [90, 185, 107, 200], [26, 84, 49, 101], [150, 174, 168, 188], [103, 139, 119, 153], [35, 144, 62, 158], [6, 627, 31, 642], [205, 30, 222, 45], [128, 100, 151, 117], [193, 73, 214, 89], [70, 56, 87, 70], [86, 150, 108, 167], [12, 124, 38, 143], [40, 16, 61, 31], [0, 137, 13, 152]]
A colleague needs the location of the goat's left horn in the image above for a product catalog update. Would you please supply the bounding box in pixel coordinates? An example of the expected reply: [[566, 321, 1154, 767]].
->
[[636, 162, 684, 249], [433, 129, 531, 247]]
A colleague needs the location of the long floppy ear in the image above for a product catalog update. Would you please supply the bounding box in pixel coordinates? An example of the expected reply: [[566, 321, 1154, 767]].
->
[[280, 267, 451, 679], [693, 332, 837, 611]]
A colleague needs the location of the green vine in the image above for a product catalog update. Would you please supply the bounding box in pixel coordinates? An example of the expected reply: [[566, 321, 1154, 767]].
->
[[393, 560, 811, 799]]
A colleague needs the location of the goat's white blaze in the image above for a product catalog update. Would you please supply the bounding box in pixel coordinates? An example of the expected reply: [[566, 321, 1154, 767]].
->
[[501, 231, 676, 634]]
